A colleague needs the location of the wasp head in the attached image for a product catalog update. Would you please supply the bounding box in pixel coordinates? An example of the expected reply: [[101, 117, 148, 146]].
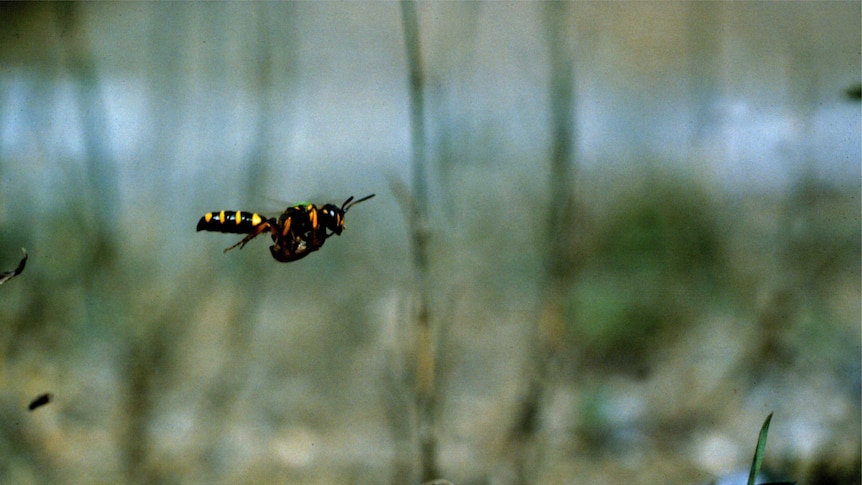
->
[[320, 203, 346, 234], [320, 194, 376, 235]]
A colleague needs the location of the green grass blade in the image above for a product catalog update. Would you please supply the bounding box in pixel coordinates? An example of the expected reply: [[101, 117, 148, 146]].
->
[[747, 412, 774, 485]]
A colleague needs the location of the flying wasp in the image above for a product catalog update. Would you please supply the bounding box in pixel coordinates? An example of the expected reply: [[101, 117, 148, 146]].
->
[[196, 194, 375, 263]]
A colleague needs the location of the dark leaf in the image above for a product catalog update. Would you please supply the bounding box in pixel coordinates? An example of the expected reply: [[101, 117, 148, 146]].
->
[[27, 392, 53, 411], [0, 248, 27, 286]]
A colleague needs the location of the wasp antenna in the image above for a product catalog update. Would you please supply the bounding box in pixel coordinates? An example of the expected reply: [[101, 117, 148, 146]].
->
[[343, 193, 376, 212], [341, 196, 355, 210]]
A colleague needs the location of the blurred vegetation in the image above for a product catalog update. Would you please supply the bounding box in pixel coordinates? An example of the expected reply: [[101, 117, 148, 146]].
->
[[569, 174, 724, 376], [0, 2, 858, 485], [0, 164, 859, 485]]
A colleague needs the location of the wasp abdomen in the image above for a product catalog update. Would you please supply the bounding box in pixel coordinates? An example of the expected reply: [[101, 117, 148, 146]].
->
[[196, 211, 270, 234]]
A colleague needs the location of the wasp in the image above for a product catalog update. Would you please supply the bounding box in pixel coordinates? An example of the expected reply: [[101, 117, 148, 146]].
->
[[196, 194, 375, 262]]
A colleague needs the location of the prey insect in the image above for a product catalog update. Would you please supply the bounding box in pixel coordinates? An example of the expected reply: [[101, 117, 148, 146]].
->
[[196, 194, 375, 263]]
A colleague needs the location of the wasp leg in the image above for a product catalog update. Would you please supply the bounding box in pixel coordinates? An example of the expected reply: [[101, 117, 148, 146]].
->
[[223, 221, 274, 253]]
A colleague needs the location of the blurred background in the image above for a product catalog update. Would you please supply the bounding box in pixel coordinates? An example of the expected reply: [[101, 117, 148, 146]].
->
[[0, 2, 859, 484]]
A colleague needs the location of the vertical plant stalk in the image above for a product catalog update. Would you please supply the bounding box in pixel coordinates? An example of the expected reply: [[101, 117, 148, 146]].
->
[[400, 1, 439, 482], [541, 0, 578, 361], [196, 6, 282, 481], [56, 2, 120, 255], [55, 4, 144, 483], [509, 3, 578, 483], [544, 2, 577, 282]]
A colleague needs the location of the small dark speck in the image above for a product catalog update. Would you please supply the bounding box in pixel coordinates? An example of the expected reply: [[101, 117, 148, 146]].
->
[[28, 392, 53, 411]]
